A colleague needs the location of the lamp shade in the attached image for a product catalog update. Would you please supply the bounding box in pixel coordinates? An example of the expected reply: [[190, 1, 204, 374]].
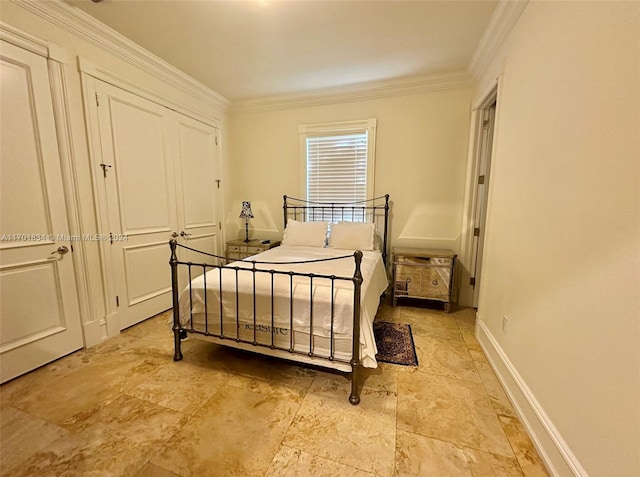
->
[[239, 201, 254, 219]]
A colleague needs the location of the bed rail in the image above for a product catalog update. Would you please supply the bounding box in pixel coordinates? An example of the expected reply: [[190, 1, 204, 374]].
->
[[170, 239, 365, 404]]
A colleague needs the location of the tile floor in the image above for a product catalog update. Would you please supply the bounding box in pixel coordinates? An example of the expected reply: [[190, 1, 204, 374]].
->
[[0, 300, 549, 476]]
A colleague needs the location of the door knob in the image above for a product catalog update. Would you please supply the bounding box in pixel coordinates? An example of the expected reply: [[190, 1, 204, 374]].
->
[[180, 231, 192, 238], [51, 245, 69, 255], [171, 232, 179, 238]]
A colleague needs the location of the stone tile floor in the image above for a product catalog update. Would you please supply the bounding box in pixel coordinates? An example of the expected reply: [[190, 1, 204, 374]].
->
[[0, 300, 549, 476]]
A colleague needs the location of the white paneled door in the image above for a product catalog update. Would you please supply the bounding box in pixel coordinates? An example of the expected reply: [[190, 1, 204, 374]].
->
[[470, 103, 496, 308], [91, 80, 220, 331], [94, 81, 177, 330], [172, 113, 220, 279], [0, 41, 84, 382]]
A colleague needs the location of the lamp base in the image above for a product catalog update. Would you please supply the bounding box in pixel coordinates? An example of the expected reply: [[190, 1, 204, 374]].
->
[[244, 221, 250, 243]]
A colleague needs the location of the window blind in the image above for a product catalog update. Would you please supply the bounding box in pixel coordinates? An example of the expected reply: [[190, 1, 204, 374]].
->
[[306, 130, 368, 197]]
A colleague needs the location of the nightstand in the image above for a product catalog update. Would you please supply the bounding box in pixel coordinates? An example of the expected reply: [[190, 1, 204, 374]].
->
[[225, 239, 280, 263], [392, 247, 457, 312]]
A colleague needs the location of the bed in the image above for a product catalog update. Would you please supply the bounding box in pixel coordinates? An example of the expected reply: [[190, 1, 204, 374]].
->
[[169, 195, 390, 404]]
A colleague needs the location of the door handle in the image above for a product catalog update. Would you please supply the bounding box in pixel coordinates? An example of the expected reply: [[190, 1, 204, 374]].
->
[[180, 231, 192, 239], [50, 245, 69, 255], [170, 232, 179, 238]]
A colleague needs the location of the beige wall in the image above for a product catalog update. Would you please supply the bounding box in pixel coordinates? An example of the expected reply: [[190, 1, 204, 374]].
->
[[227, 88, 474, 260], [476, 2, 639, 476]]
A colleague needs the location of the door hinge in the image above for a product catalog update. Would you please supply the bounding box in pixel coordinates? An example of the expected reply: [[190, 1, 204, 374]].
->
[[482, 119, 490, 129], [215, 179, 221, 189], [478, 175, 485, 185], [473, 227, 480, 237], [116, 295, 119, 307], [109, 232, 113, 244], [219, 222, 222, 229], [215, 136, 218, 146], [95, 92, 99, 107], [99, 163, 112, 178], [470, 277, 476, 286], [70, 244, 74, 252]]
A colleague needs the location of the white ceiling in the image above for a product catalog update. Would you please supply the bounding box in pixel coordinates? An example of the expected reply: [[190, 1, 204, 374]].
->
[[65, 0, 498, 102]]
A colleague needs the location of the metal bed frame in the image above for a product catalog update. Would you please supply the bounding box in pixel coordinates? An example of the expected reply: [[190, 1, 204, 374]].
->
[[169, 194, 390, 404]]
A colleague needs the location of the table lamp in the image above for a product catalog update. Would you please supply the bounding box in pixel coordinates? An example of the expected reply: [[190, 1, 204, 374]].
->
[[239, 201, 254, 243]]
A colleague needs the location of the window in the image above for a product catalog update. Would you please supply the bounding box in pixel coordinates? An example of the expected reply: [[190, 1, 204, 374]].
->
[[299, 119, 377, 221]]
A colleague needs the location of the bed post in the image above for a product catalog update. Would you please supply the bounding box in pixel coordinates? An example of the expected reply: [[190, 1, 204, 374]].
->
[[349, 250, 363, 405], [382, 194, 390, 266], [283, 195, 288, 228], [170, 239, 183, 361]]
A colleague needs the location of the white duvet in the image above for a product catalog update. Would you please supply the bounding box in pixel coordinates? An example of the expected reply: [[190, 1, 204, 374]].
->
[[178, 245, 388, 368]]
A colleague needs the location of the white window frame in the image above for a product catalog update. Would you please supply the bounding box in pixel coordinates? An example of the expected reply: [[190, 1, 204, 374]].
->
[[298, 118, 377, 205]]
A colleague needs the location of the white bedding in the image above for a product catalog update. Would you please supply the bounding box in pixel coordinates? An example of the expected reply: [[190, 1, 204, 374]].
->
[[178, 245, 388, 368]]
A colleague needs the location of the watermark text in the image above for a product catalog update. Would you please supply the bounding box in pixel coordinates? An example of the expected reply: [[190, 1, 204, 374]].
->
[[1, 233, 128, 242]]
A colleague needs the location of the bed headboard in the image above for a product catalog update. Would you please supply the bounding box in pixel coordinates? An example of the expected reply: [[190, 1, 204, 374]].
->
[[283, 194, 391, 265]]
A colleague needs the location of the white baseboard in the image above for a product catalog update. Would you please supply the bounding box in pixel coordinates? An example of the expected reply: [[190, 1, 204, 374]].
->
[[105, 312, 120, 338], [475, 319, 587, 477], [82, 319, 106, 348], [82, 314, 120, 348]]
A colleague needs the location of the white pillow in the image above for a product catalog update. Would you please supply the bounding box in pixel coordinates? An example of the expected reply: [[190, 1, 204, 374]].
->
[[282, 220, 329, 247], [329, 222, 376, 251]]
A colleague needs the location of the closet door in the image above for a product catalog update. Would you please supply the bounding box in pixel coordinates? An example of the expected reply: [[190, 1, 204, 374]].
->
[[0, 41, 83, 382], [94, 81, 177, 330], [172, 113, 220, 276]]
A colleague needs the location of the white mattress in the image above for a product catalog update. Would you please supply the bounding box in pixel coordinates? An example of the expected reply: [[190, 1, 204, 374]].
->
[[178, 245, 388, 368]]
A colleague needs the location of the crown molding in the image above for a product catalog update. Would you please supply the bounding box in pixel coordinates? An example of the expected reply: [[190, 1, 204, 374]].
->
[[231, 71, 474, 113], [0, 20, 48, 57], [468, 0, 529, 79], [78, 56, 219, 129], [11, 0, 229, 112]]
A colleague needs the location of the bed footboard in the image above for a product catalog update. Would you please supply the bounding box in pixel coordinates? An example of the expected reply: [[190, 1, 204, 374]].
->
[[168, 239, 364, 404]]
